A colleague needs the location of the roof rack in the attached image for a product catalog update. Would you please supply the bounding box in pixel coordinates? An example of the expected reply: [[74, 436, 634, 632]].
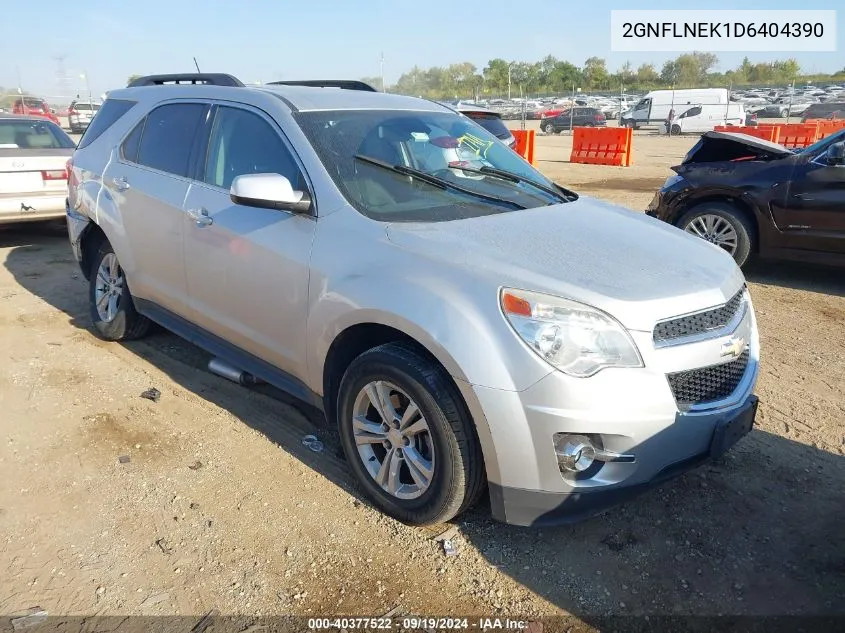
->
[[127, 73, 245, 87], [266, 80, 378, 92]]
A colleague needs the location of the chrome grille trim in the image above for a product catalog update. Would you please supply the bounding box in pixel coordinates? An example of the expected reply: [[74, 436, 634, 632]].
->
[[653, 288, 747, 348]]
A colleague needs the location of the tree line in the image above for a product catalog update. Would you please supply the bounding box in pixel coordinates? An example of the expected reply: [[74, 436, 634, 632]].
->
[[360, 54, 845, 100]]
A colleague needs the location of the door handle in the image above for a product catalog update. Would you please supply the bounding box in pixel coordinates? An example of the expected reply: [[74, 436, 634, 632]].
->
[[187, 207, 213, 227], [111, 176, 130, 192]]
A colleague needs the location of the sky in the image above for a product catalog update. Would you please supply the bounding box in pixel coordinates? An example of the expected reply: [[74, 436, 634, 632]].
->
[[0, 0, 841, 102]]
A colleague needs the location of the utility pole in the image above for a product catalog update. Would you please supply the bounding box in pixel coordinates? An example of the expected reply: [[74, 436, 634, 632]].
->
[[80, 71, 92, 103], [380, 52, 385, 92], [54, 55, 70, 103], [16, 66, 23, 110], [507, 62, 514, 100]]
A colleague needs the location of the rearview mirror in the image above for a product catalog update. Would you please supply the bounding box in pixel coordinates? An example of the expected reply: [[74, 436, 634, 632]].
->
[[230, 173, 311, 213], [825, 142, 845, 166]]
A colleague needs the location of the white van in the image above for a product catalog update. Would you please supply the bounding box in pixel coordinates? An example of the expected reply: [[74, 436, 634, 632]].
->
[[621, 89, 729, 128], [671, 103, 746, 134]]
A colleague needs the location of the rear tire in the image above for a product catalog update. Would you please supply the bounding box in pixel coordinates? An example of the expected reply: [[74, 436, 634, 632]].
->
[[336, 342, 485, 526], [541, 122, 554, 134], [88, 242, 151, 341], [677, 202, 755, 267], [671, 124, 682, 135]]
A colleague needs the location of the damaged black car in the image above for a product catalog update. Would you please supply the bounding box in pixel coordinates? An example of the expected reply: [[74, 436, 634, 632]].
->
[[646, 129, 845, 268]]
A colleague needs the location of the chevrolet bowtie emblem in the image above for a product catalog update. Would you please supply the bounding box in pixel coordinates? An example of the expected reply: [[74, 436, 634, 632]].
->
[[720, 337, 746, 359]]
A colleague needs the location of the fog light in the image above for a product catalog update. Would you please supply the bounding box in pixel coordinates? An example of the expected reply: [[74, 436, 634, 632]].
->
[[554, 434, 596, 472]]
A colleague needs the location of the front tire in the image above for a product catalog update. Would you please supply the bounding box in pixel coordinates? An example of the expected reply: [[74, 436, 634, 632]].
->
[[337, 342, 485, 526], [677, 202, 755, 267], [89, 242, 151, 341]]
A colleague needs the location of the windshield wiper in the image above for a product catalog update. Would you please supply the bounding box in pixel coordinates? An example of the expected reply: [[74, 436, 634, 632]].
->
[[448, 164, 577, 203], [354, 154, 526, 210]]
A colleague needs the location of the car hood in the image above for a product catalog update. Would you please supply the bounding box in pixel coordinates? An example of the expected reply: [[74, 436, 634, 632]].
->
[[385, 197, 745, 332]]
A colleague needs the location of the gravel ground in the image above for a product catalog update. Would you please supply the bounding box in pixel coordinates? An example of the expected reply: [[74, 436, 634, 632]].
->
[[0, 129, 843, 629]]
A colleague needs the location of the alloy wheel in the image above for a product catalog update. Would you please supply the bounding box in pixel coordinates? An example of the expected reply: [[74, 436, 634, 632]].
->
[[94, 252, 124, 323], [684, 214, 739, 255], [351, 380, 434, 500]]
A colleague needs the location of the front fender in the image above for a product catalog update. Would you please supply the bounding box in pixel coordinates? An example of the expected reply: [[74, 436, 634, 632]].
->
[[306, 271, 553, 395]]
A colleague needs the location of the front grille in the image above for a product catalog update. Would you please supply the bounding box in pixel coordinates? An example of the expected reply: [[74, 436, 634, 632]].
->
[[668, 350, 750, 407], [654, 290, 744, 344]]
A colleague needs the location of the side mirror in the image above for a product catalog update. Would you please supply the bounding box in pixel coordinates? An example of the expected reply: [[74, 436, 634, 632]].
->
[[825, 142, 845, 166], [230, 173, 311, 213]]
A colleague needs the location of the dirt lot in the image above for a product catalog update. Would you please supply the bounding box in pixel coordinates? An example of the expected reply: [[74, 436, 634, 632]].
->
[[1, 130, 843, 629]]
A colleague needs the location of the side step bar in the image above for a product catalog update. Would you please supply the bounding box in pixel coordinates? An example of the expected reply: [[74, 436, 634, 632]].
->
[[207, 358, 263, 386]]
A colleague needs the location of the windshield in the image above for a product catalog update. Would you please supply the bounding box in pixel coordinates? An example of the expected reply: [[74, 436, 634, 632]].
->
[[0, 119, 75, 149], [295, 109, 567, 222]]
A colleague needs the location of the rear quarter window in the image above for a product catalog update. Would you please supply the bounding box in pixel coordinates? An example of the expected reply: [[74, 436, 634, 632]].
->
[[77, 99, 136, 149]]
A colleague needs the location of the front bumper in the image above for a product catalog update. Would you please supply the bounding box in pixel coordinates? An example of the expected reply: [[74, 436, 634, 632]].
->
[[457, 297, 760, 527], [489, 395, 758, 526]]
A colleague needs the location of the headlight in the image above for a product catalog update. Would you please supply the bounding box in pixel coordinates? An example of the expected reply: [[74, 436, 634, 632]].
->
[[662, 173, 683, 189], [500, 288, 643, 378]]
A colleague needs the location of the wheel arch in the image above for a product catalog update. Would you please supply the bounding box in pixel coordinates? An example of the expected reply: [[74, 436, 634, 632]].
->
[[320, 320, 502, 487], [78, 222, 109, 280]]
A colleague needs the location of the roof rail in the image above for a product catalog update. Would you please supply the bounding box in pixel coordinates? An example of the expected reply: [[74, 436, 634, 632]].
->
[[127, 73, 244, 87], [266, 80, 378, 92]]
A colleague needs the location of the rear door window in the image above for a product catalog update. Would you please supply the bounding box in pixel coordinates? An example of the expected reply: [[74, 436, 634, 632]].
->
[[136, 103, 208, 178], [77, 98, 136, 149]]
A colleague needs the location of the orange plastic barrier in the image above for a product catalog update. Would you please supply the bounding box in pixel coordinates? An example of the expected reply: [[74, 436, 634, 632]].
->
[[777, 123, 820, 149], [511, 130, 536, 165], [714, 125, 780, 143], [569, 127, 633, 167], [806, 119, 845, 139]]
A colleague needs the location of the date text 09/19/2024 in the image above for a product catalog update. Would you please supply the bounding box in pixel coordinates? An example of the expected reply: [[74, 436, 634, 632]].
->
[[307, 617, 535, 630]]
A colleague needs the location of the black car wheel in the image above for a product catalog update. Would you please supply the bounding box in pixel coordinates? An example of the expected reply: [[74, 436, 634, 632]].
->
[[337, 342, 485, 526], [541, 122, 554, 134], [671, 124, 682, 135], [677, 202, 755, 267]]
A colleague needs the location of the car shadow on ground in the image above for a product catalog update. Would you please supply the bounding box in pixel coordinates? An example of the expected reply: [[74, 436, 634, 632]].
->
[[3, 224, 844, 624], [745, 259, 845, 297]]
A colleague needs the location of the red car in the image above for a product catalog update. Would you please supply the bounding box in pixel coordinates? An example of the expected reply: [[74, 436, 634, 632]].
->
[[538, 107, 566, 119], [11, 96, 60, 125]]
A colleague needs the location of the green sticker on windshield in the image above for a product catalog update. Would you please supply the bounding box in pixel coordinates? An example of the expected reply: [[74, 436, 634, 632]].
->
[[458, 133, 494, 158]]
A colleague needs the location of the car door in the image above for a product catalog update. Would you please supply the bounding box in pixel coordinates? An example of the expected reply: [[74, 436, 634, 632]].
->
[[181, 103, 316, 380], [777, 147, 845, 254], [103, 101, 208, 316]]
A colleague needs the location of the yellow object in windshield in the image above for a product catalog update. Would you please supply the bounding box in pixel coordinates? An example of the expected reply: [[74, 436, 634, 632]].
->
[[457, 132, 494, 158]]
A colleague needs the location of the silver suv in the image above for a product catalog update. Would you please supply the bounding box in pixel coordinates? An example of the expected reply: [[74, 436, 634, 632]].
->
[[66, 74, 760, 527]]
